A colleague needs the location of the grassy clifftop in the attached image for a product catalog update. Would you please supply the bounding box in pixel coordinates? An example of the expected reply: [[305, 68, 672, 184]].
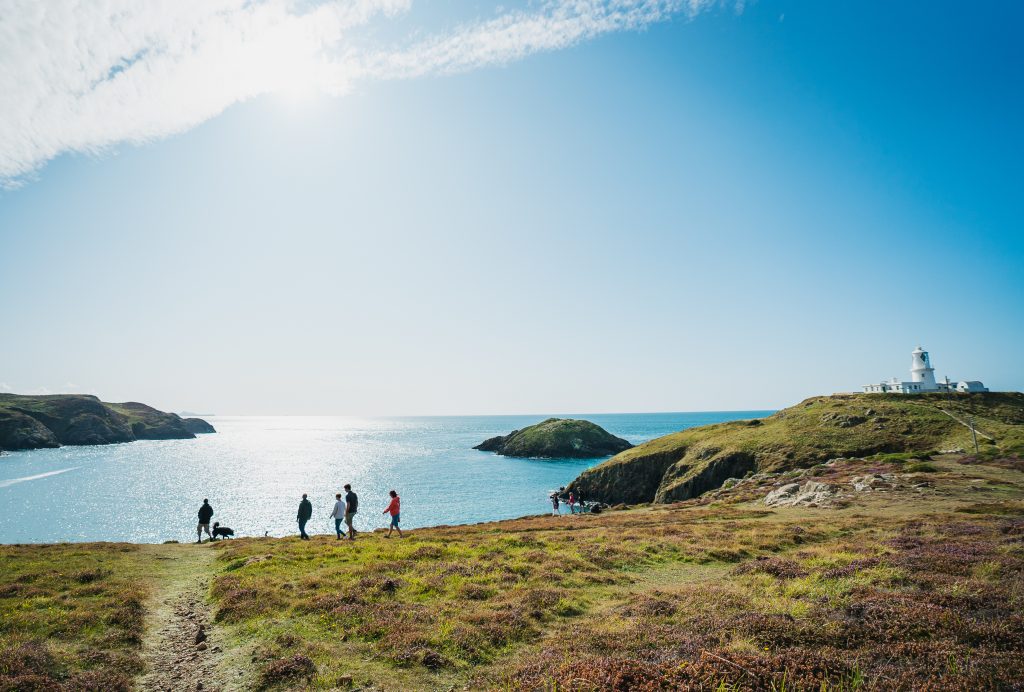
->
[[0, 393, 215, 451], [2, 451, 1023, 690], [569, 392, 1024, 504]]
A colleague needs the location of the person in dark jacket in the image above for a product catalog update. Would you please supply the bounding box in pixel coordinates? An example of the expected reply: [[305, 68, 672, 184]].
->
[[344, 484, 358, 541], [297, 493, 313, 540], [197, 499, 213, 543]]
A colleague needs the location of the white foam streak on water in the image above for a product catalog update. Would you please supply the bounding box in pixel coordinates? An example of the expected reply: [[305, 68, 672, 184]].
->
[[0, 412, 771, 544], [0, 466, 80, 488]]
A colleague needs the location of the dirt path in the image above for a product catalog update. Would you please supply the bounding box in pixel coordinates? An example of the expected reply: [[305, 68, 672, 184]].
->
[[136, 544, 227, 692]]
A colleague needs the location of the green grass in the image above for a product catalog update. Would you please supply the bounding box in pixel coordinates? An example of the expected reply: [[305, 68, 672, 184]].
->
[[571, 391, 1024, 504], [0, 543, 152, 690]]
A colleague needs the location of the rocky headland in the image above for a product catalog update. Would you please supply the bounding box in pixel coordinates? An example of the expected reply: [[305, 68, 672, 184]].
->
[[474, 417, 633, 458], [0, 393, 216, 451], [568, 391, 1024, 504]]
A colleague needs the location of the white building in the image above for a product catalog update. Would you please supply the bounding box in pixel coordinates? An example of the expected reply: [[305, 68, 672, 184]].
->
[[862, 346, 988, 394]]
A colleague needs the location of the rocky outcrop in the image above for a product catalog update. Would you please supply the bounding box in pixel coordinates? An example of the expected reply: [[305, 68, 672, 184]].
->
[[569, 448, 681, 505], [567, 392, 1024, 506], [655, 451, 756, 503], [0, 409, 60, 450], [182, 418, 217, 434], [474, 418, 633, 459], [0, 393, 215, 451], [109, 402, 197, 440], [764, 481, 842, 508]]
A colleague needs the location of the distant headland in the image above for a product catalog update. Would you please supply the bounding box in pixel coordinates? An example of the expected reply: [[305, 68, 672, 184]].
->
[[0, 393, 215, 452]]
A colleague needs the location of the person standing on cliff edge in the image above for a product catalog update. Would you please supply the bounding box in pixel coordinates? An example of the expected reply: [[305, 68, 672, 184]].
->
[[383, 490, 402, 539], [197, 499, 213, 543], [329, 493, 344, 539], [344, 483, 359, 541], [297, 494, 313, 540]]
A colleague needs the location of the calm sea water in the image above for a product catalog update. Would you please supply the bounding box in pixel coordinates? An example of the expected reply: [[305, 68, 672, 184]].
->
[[0, 412, 771, 544]]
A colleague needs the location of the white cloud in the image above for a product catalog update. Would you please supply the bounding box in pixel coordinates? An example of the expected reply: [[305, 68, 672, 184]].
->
[[0, 382, 13, 392], [0, 0, 729, 185]]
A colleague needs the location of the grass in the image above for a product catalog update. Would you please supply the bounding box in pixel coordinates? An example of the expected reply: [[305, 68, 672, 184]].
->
[[570, 392, 1024, 504], [0, 543, 151, 690], [2, 453, 1023, 690]]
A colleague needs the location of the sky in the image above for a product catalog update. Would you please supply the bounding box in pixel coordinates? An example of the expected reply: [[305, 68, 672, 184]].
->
[[0, 0, 1022, 415]]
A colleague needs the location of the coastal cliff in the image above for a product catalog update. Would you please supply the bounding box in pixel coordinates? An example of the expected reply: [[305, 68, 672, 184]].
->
[[0, 394, 215, 451], [474, 418, 633, 458], [569, 391, 1024, 504]]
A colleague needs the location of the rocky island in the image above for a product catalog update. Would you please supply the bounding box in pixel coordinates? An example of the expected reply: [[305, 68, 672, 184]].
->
[[474, 417, 633, 458], [0, 393, 216, 451], [569, 391, 1024, 504]]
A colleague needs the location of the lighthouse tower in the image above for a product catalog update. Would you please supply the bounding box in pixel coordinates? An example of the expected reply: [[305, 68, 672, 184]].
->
[[910, 346, 937, 390]]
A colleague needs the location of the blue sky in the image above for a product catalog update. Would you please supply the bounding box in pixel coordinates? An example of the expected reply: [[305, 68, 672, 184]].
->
[[1, 0, 1021, 414]]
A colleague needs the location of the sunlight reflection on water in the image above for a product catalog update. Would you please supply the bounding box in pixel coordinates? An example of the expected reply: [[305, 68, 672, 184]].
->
[[0, 411, 770, 543]]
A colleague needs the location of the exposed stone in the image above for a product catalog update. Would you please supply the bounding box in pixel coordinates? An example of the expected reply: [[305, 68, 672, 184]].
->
[[764, 481, 842, 508]]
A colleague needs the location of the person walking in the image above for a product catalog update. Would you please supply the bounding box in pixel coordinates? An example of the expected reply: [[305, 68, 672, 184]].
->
[[383, 490, 402, 538], [197, 499, 214, 543], [550, 491, 560, 516], [343, 484, 359, 541], [297, 494, 313, 540], [329, 493, 345, 539], [568, 491, 577, 514]]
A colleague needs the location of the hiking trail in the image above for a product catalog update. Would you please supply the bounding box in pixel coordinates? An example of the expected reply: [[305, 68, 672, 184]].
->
[[137, 544, 227, 692]]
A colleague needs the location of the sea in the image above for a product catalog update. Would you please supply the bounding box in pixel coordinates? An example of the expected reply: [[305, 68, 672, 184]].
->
[[0, 411, 772, 544]]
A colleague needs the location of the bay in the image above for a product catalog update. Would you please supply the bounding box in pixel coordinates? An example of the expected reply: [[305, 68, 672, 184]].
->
[[0, 411, 771, 544]]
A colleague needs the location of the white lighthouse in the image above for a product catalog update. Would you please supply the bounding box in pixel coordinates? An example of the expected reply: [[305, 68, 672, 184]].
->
[[862, 346, 988, 394], [910, 346, 937, 390]]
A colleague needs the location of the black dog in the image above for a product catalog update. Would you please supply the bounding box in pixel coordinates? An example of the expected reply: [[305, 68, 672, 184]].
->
[[211, 522, 234, 540]]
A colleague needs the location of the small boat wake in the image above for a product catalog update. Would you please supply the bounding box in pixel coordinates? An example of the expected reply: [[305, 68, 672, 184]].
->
[[0, 467, 80, 488]]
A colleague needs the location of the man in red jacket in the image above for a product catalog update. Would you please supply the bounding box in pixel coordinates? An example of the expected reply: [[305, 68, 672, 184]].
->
[[383, 490, 402, 539]]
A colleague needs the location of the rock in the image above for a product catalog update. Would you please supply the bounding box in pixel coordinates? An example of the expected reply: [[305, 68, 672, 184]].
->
[[0, 409, 60, 450], [196, 642, 207, 651], [473, 418, 633, 459], [195, 627, 207, 644], [851, 474, 893, 492], [721, 477, 742, 490], [765, 481, 841, 508], [337, 674, 354, 687], [182, 417, 216, 434], [764, 483, 801, 505]]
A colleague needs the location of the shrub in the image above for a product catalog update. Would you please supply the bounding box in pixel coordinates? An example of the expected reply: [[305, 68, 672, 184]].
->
[[259, 655, 316, 687]]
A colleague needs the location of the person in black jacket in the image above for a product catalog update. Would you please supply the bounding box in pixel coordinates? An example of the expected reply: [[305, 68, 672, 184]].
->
[[197, 499, 213, 544], [343, 484, 358, 541], [297, 494, 313, 540]]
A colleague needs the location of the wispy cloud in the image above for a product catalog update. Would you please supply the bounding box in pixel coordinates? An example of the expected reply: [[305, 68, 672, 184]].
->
[[0, 0, 730, 185]]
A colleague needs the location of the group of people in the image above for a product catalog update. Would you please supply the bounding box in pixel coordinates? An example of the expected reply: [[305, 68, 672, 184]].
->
[[195, 486, 403, 543], [549, 487, 585, 515]]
